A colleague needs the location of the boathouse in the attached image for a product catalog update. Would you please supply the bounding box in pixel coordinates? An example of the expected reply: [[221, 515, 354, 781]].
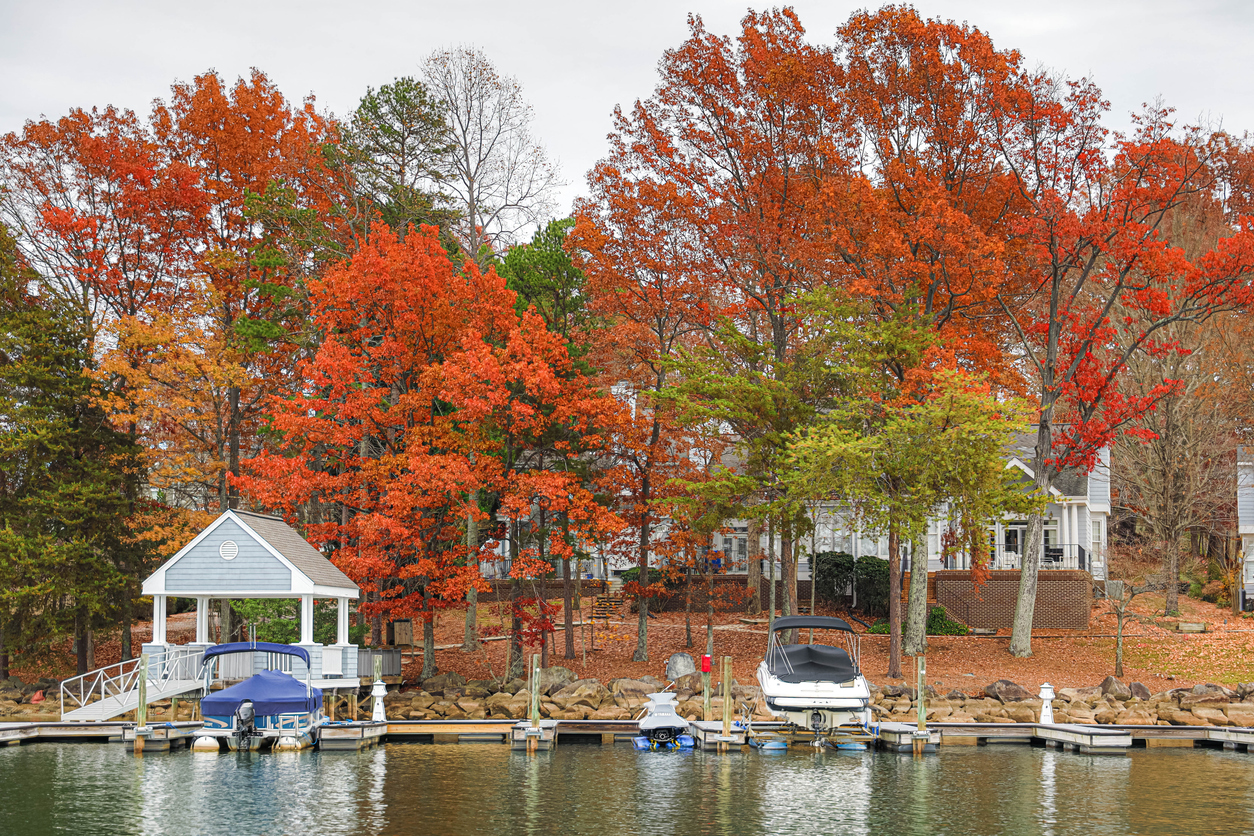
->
[[141, 509, 361, 684]]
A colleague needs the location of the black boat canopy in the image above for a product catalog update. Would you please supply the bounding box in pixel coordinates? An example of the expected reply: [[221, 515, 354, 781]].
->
[[769, 615, 854, 633]]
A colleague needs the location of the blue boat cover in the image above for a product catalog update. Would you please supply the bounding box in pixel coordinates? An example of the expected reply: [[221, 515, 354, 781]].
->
[[201, 669, 322, 716], [202, 642, 310, 666]]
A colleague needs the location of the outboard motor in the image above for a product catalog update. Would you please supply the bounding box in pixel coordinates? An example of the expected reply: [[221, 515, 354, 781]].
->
[[234, 699, 258, 745]]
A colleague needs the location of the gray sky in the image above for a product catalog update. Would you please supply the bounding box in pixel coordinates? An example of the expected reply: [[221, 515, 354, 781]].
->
[[3, 0, 1250, 216]]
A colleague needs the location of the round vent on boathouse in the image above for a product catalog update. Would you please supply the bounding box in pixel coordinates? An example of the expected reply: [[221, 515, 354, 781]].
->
[[219, 540, 239, 560]]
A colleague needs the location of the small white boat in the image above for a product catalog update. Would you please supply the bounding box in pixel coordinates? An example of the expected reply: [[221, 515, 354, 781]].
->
[[756, 616, 871, 734]]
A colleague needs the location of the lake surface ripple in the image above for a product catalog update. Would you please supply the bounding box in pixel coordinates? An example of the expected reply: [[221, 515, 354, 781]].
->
[[2, 741, 1252, 835]]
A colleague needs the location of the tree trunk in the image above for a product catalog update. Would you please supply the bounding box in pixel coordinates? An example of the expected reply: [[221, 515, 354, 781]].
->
[[508, 520, 524, 679], [0, 617, 7, 680], [422, 585, 437, 680], [370, 590, 382, 648], [706, 553, 716, 657], [685, 565, 693, 648], [904, 534, 929, 656], [634, 505, 651, 663], [1164, 538, 1181, 616], [767, 516, 777, 634], [227, 385, 241, 510], [85, 627, 95, 671], [562, 548, 575, 660], [120, 597, 132, 662], [782, 524, 798, 643], [1011, 421, 1055, 657], [887, 524, 902, 680], [746, 518, 763, 615], [74, 609, 89, 676], [1115, 610, 1125, 678], [462, 485, 481, 652]]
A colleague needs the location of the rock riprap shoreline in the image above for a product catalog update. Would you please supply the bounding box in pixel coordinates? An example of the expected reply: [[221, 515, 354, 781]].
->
[[6, 669, 1254, 728]]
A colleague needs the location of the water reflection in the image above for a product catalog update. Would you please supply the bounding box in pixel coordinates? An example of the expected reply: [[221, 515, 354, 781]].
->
[[4, 742, 1254, 835]]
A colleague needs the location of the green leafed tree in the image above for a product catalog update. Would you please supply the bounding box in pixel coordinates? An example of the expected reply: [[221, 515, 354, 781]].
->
[[784, 298, 1040, 677], [0, 226, 143, 675]]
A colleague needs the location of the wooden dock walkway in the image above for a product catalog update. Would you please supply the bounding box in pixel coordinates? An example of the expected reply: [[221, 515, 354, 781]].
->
[[8, 717, 1254, 755]]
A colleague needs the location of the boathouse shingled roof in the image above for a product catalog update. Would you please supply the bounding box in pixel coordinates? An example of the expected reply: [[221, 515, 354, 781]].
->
[[232, 510, 357, 590]]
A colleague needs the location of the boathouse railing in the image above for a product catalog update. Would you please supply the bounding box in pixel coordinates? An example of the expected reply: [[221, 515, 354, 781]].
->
[[60, 645, 204, 721], [358, 648, 402, 678]]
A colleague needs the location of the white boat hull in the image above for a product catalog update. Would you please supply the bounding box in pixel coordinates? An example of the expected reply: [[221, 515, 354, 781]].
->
[[756, 662, 872, 731]]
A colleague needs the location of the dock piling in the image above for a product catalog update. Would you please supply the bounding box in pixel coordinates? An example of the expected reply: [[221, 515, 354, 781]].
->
[[719, 656, 732, 753], [134, 653, 148, 755]]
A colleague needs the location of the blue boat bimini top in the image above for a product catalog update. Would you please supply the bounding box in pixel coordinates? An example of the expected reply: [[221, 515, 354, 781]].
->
[[201, 669, 322, 716], [201, 641, 311, 666]]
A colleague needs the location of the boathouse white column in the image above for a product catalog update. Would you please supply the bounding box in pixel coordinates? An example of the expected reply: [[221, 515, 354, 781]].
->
[[336, 597, 350, 645], [1057, 504, 1068, 551], [300, 594, 315, 644], [152, 595, 167, 645], [195, 597, 209, 643]]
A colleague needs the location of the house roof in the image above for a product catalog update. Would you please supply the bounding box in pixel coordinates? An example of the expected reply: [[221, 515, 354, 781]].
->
[[230, 510, 357, 590], [1008, 431, 1089, 498]]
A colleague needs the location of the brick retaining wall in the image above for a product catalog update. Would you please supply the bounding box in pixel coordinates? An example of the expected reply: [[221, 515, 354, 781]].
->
[[935, 569, 1092, 629]]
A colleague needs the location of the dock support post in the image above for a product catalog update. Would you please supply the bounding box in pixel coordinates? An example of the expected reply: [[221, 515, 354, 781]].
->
[[528, 653, 541, 754], [719, 656, 732, 753], [135, 653, 148, 755], [913, 654, 927, 756], [702, 654, 712, 723]]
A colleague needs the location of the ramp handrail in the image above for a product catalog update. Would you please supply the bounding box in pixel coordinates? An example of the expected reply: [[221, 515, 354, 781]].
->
[[60, 646, 205, 721]]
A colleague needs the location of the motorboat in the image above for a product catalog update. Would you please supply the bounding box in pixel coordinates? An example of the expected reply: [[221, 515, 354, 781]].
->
[[756, 616, 871, 735], [633, 692, 695, 750], [195, 642, 325, 752]]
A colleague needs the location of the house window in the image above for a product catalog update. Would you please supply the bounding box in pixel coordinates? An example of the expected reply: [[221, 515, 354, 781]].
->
[[1092, 521, 1102, 555]]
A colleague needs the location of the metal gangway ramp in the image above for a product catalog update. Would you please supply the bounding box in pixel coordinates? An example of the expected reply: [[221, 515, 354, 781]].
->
[[60, 646, 205, 722]]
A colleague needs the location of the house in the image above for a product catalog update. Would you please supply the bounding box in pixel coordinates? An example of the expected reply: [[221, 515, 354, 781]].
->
[[1239, 447, 1254, 608]]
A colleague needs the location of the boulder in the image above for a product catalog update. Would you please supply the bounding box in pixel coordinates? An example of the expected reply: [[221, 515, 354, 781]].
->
[[443, 704, 469, 720], [1223, 703, 1254, 727], [1100, 676, 1132, 701], [1004, 703, 1038, 724], [948, 711, 976, 723], [608, 678, 654, 697], [640, 675, 666, 688], [883, 685, 916, 699], [984, 680, 1035, 703], [946, 690, 969, 702], [457, 700, 484, 717], [665, 652, 697, 680], [1236, 683, 1254, 701], [1191, 707, 1233, 726], [1115, 709, 1154, 725], [409, 693, 437, 711], [591, 705, 630, 720], [462, 685, 490, 699], [495, 678, 526, 695], [421, 672, 467, 696], [443, 687, 466, 701], [674, 673, 704, 693], [926, 706, 953, 721], [1129, 682, 1151, 701], [1160, 708, 1209, 726], [485, 692, 515, 711], [1180, 692, 1232, 710], [467, 679, 497, 695], [537, 666, 577, 696], [1093, 706, 1119, 725]]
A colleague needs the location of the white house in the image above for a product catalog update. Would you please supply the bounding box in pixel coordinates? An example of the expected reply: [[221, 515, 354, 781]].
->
[[1239, 447, 1254, 607]]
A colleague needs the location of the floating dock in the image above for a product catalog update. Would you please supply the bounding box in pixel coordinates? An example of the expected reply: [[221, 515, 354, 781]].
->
[[9, 717, 1254, 755], [318, 721, 387, 751]]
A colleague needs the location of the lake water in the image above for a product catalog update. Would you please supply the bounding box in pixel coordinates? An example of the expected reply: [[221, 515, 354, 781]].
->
[[2, 741, 1252, 835]]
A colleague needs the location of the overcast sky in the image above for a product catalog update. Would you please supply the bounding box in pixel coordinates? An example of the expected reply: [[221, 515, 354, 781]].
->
[[3, 0, 1251, 217]]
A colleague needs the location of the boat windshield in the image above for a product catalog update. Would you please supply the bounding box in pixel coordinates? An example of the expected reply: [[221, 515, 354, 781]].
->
[[766, 622, 861, 684]]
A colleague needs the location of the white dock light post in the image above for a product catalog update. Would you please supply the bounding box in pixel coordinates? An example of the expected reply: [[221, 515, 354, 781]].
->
[[1039, 683, 1055, 725], [371, 655, 386, 723]]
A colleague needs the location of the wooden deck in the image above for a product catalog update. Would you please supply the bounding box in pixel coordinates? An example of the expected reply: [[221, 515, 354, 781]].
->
[[9, 717, 1254, 755]]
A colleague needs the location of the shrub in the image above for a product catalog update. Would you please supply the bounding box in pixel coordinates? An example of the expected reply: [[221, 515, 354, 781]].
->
[[865, 607, 968, 636], [813, 552, 855, 606], [619, 566, 683, 591], [926, 605, 969, 636], [854, 555, 891, 617]]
